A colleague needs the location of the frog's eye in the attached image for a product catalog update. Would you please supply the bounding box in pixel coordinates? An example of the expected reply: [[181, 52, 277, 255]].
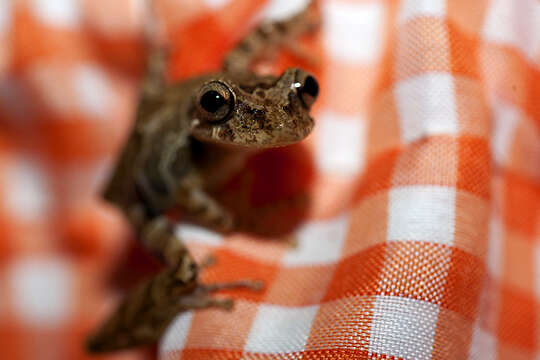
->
[[294, 71, 319, 109], [196, 81, 235, 122]]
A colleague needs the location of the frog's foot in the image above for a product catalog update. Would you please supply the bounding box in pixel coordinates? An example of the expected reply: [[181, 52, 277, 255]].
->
[[182, 204, 235, 234], [186, 255, 264, 310], [223, 0, 321, 74], [203, 280, 264, 293], [198, 201, 236, 233], [140, 215, 199, 277], [285, 235, 299, 249], [86, 262, 263, 353], [175, 177, 236, 233], [198, 255, 264, 293], [175, 279, 264, 311], [219, 211, 235, 233], [199, 254, 217, 269]]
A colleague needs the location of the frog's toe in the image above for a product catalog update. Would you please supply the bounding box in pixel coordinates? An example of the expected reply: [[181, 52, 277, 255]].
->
[[212, 211, 235, 233]]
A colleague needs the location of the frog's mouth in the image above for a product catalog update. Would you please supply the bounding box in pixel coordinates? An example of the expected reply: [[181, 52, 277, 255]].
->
[[191, 112, 314, 149]]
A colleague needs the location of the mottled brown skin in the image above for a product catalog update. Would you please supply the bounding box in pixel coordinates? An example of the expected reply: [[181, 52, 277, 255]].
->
[[87, 1, 319, 353]]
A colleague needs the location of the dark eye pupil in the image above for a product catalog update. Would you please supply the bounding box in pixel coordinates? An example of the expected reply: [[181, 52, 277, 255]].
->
[[200, 90, 226, 113], [303, 76, 319, 98]]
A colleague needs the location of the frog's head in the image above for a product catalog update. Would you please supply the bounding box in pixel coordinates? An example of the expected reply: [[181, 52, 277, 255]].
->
[[191, 68, 318, 148]]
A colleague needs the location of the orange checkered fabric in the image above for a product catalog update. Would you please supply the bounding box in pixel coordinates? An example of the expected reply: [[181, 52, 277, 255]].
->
[[0, 1, 538, 360]]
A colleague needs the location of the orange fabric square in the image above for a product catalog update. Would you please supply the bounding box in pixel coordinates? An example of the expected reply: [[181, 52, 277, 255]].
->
[[454, 190, 489, 257], [323, 245, 386, 302], [447, 0, 490, 36], [480, 44, 539, 122], [433, 307, 474, 360], [457, 135, 491, 199], [508, 118, 540, 180], [366, 91, 401, 161], [354, 150, 399, 202], [265, 264, 335, 306], [185, 300, 258, 350], [497, 343, 533, 360], [503, 171, 539, 236], [343, 192, 389, 258], [454, 77, 490, 138], [502, 231, 535, 294], [325, 61, 380, 115], [391, 136, 458, 187], [12, 8, 91, 68], [447, 21, 481, 80], [377, 242, 453, 304], [305, 295, 375, 353], [394, 17, 451, 81], [497, 285, 537, 350], [310, 175, 356, 219], [440, 248, 485, 319]]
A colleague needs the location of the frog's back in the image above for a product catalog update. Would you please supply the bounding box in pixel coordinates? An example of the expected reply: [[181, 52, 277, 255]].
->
[[102, 76, 210, 210], [102, 104, 160, 210], [102, 128, 143, 209]]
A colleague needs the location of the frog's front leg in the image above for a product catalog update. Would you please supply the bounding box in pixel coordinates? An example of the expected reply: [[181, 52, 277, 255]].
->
[[136, 212, 199, 281], [223, 0, 320, 73], [140, 138, 235, 233], [174, 171, 235, 232], [134, 190, 232, 273]]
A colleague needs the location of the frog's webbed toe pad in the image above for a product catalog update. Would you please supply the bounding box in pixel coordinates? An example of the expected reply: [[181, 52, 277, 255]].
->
[[176, 280, 263, 311]]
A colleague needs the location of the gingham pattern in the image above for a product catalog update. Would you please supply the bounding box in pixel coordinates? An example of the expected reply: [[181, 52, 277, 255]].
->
[[0, 0, 538, 360]]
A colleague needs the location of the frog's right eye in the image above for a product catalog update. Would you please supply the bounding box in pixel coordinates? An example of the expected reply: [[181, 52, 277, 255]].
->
[[196, 81, 235, 123]]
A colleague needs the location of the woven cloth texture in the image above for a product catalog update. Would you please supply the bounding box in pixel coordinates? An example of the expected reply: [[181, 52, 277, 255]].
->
[[0, 0, 539, 359]]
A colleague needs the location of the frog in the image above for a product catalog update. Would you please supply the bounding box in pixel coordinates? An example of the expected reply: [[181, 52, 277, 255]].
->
[[86, 1, 319, 353]]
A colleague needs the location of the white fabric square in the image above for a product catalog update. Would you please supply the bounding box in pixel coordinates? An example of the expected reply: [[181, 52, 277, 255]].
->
[[315, 111, 365, 176], [395, 73, 458, 143], [9, 257, 73, 327], [176, 224, 224, 246], [487, 216, 503, 279], [369, 296, 439, 359], [388, 186, 456, 245], [3, 158, 50, 222], [244, 304, 319, 353], [323, 1, 384, 63], [262, 0, 311, 20], [468, 323, 496, 360], [73, 65, 112, 119], [0, 0, 12, 34], [30, 0, 81, 28], [398, 0, 446, 24], [483, 0, 540, 62], [491, 100, 519, 167], [159, 312, 194, 354], [283, 214, 348, 266], [203, 0, 232, 10]]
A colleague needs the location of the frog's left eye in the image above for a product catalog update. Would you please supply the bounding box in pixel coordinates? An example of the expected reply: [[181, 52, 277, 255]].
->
[[294, 71, 319, 109], [196, 81, 235, 122]]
